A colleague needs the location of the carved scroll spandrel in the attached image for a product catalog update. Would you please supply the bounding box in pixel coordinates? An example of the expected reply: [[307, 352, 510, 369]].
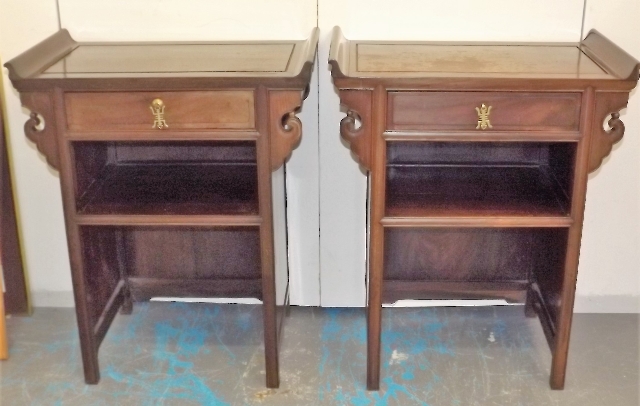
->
[[20, 92, 59, 170], [588, 92, 630, 173], [339, 90, 373, 171], [269, 91, 303, 172]]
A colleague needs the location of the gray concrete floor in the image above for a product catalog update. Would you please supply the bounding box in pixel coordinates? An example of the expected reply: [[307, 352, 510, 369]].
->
[[0, 304, 638, 405]]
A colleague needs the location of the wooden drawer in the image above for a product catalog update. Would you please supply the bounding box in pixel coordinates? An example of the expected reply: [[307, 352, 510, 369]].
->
[[65, 91, 255, 132], [388, 92, 581, 132]]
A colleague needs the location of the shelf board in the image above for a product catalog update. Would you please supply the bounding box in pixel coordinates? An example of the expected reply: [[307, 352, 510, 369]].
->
[[75, 214, 261, 227], [128, 277, 263, 302], [383, 130, 581, 142], [386, 165, 570, 224], [382, 280, 528, 303], [66, 130, 260, 142], [381, 216, 572, 228], [77, 163, 259, 216]]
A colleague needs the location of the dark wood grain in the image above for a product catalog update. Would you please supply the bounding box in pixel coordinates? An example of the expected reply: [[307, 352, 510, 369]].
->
[[115, 230, 132, 315], [111, 140, 257, 162], [0, 93, 28, 315], [387, 166, 569, 218], [548, 87, 595, 390], [19, 92, 59, 169], [384, 228, 549, 282], [52, 88, 104, 384], [65, 91, 256, 132], [269, 90, 303, 170], [387, 140, 557, 165], [383, 280, 528, 303], [75, 214, 261, 227], [381, 216, 573, 228], [383, 130, 581, 142], [388, 92, 581, 132], [530, 282, 559, 351], [329, 27, 639, 91], [386, 142, 574, 219], [6, 32, 315, 386], [581, 29, 640, 81], [64, 130, 261, 142], [366, 85, 387, 391], [77, 164, 259, 216], [73, 141, 259, 216], [3, 30, 77, 81], [588, 91, 630, 172], [80, 226, 123, 327], [257, 85, 279, 388], [330, 27, 638, 391], [532, 226, 569, 327], [93, 280, 125, 347], [128, 278, 262, 301], [339, 90, 373, 170], [125, 227, 261, 280], [4, 29, 319, 92]]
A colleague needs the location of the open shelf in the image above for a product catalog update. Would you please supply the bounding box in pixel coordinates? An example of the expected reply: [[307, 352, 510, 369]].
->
[[387, 165, 569, 218], [80, 225, 262, 319], [386, 142, 575, 221], [383, 227, 568, 304], [74, 141, 258, 216]]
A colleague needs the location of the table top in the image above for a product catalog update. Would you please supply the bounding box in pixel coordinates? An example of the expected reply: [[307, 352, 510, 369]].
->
[[6, 29, 318, 90], [355, 43, 610, 79], [43, 43, 296, 77], [329, 27, 639, 89]]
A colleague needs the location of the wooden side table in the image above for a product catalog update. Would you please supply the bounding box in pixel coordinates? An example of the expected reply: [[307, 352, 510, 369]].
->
[[0, 77, 28, 316], [5, 29, 318, 387], [329, 26, 638, 390]]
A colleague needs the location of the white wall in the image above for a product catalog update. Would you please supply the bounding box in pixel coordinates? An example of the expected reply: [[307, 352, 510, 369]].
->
[[57, 0, 316, 41], [578, 0, 640, 312], [0, 0, 72, 307], [0, 0, 638, 312]]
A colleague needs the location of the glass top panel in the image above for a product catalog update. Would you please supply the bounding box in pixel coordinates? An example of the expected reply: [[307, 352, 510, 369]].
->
[[41, 43, 295, 76], [356, 44, 612, 78]]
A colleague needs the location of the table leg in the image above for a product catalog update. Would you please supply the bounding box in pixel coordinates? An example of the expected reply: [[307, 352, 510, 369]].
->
[[367, 85, 387, 391], [258, 86, 279, 389], [524, 286, 537, 318]]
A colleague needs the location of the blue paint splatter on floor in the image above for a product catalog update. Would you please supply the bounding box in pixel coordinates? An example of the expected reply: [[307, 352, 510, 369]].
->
[[1, 303, 268, 405], [317, 308, 452, 405], [3, 304, 572, 405], [103, 303, 233, 405]]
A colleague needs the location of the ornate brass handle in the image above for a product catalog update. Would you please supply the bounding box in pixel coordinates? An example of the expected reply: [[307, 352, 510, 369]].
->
[[150, 98, 168, 129], [475, 103, 492, 130]]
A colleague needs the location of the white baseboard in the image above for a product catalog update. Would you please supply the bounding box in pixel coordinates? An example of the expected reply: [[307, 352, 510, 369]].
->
[[388, 297, 640, 313], [31, 291, 75, 308], [384, 299, 516, 308], [573, 295, 640, 313], [31, 291, 640, 313], [150, 297, 262, 305]]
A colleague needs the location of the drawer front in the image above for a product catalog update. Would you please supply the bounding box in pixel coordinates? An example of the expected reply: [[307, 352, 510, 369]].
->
[[388, 92, 581, 132], [65, 91, 255, 132]]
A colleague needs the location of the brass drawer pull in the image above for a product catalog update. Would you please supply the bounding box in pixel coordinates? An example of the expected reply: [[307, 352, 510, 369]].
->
[[150, 98, 168, 129], [475, 103, 492, 130]]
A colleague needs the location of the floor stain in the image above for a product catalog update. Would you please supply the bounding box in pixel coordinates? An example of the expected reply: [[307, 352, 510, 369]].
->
[[1, 305, 638, 406], [389, 349, 409, 365]]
